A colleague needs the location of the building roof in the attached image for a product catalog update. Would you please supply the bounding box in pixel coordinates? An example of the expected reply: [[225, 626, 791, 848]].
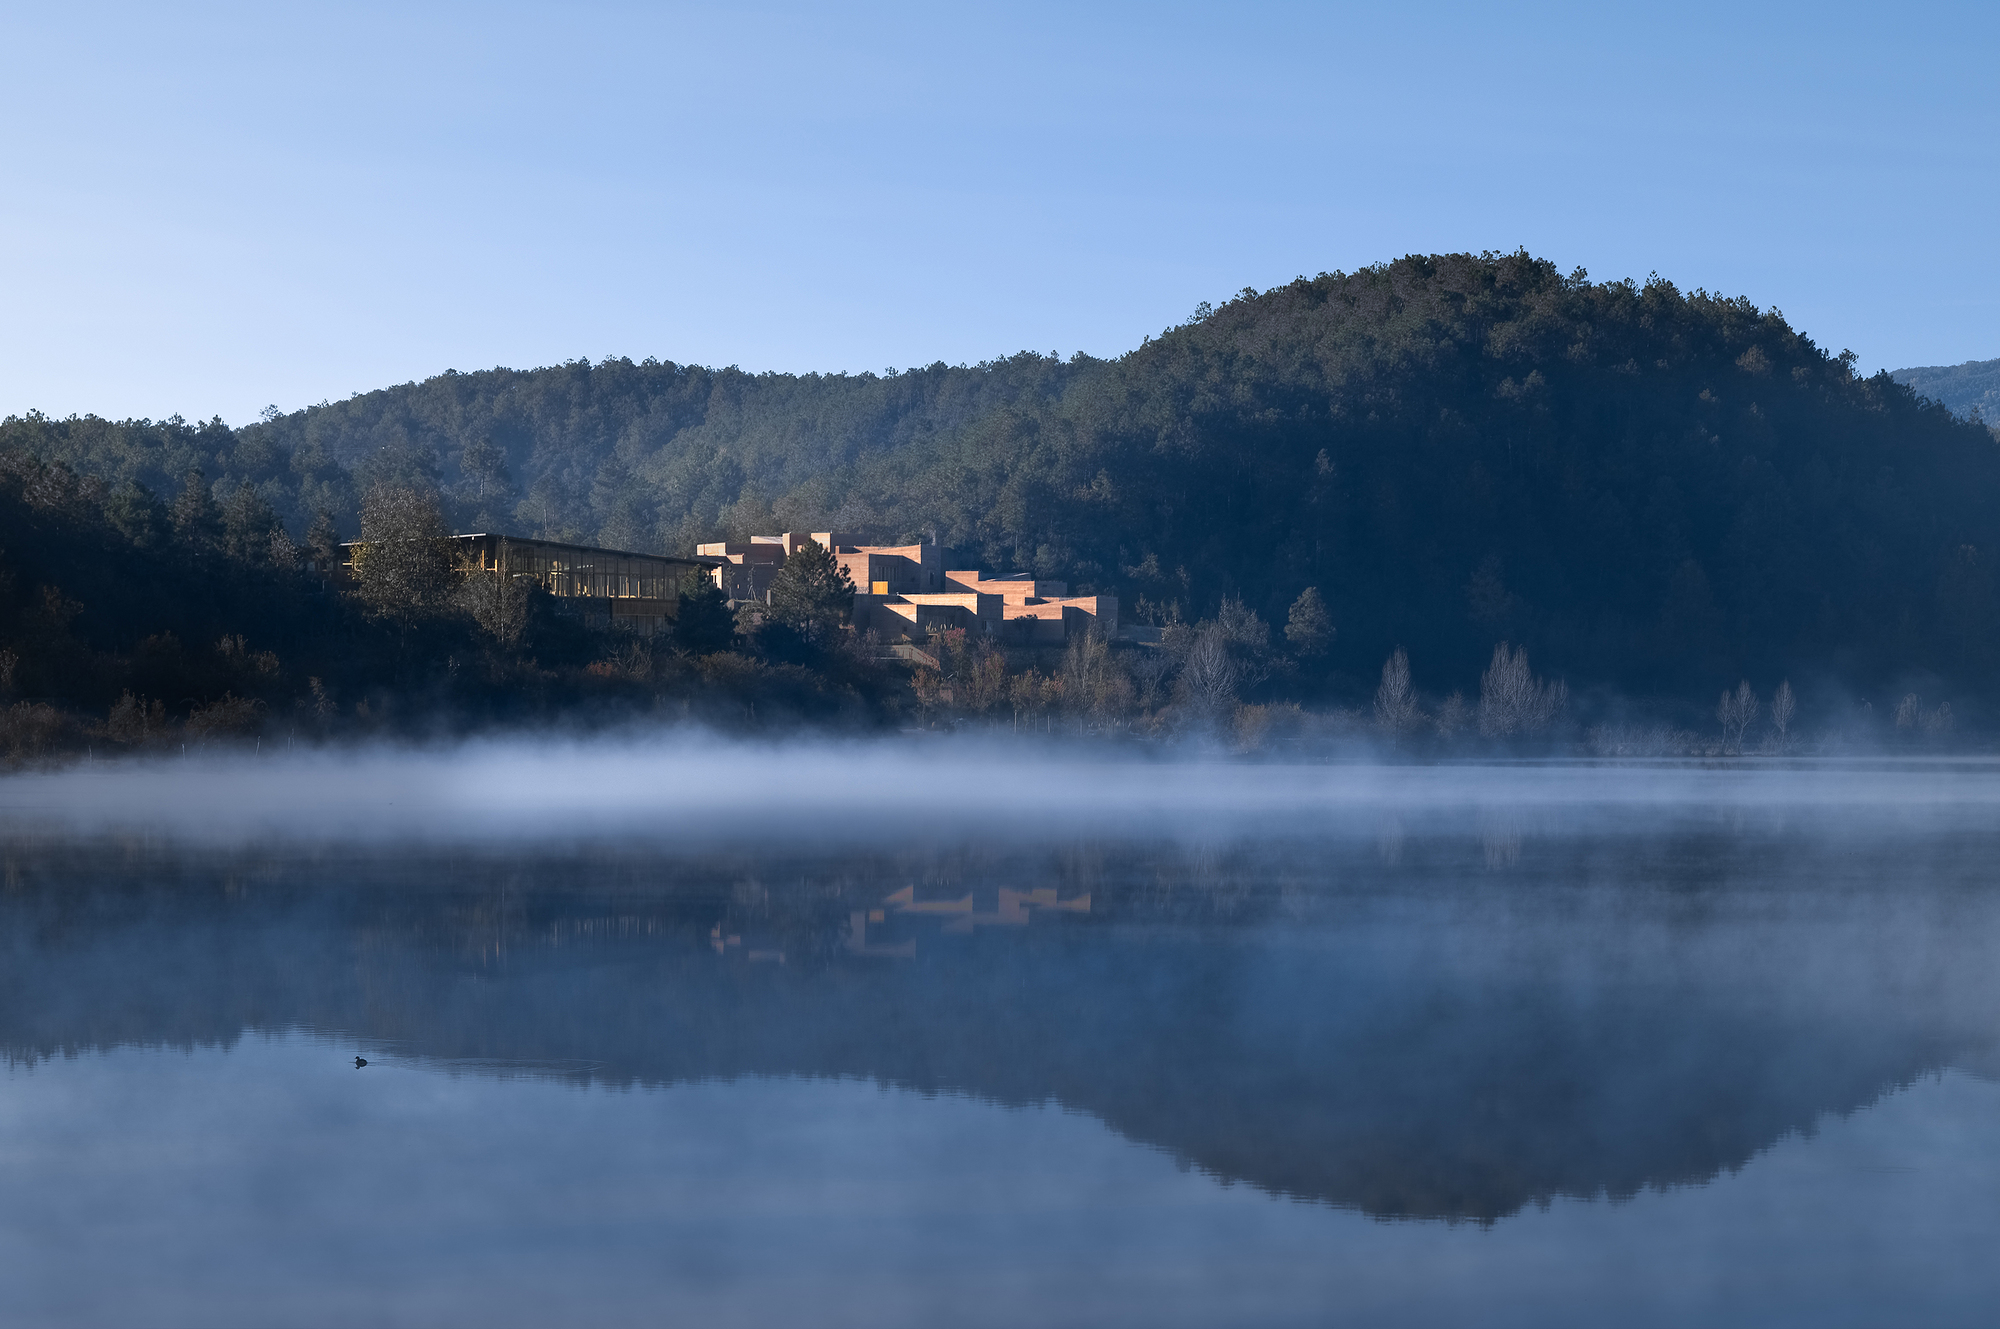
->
[[344, 532, 722, 567]]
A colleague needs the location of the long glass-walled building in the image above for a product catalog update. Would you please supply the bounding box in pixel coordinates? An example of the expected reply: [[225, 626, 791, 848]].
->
[[451, 534, 717, 636]]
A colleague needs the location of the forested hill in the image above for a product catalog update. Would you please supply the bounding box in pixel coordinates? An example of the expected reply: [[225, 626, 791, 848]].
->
[[0, 353, 1084, 558], [1894, 357, 2000, 425], [7, 251, 2000, 702]]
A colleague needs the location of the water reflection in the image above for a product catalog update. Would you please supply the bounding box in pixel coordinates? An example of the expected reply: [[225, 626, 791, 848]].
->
[[7, 815, 1998, 1224]]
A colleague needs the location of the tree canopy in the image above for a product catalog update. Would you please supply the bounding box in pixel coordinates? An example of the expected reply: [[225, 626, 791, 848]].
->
[[1893, 356, 2000, 426], [7, 250, 2000, 705]]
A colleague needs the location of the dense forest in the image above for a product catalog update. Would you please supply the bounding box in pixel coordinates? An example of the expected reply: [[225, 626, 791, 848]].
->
[[0, 450, 896, 757], [5, 250, 2000, 753], [1893, 356, 2000, 426]]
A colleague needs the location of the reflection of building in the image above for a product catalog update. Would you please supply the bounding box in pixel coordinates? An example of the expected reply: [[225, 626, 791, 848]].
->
[[345, 533, 716, 636], [17, 834, 1987, 1226], [845, 883, 1091, 957], [701, 530, 1119, 645]]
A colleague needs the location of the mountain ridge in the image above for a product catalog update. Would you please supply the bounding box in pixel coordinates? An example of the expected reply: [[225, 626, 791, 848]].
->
[[7, 251, 2000, 702]]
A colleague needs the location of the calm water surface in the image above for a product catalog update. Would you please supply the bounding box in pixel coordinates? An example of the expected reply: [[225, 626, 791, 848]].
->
[[3, 758, 1999, 1327]]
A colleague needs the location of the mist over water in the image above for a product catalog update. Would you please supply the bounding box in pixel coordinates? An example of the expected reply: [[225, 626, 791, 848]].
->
[[5, 739, 2000, 1326], [8, 733, 2000, 846]]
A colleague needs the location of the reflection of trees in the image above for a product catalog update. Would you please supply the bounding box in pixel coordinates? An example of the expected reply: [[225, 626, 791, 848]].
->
[[4, 834, 1999, 1222]]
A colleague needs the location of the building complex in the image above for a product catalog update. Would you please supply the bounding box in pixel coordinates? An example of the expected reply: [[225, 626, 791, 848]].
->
[[698, 532, 1119, 645], [342, 527, 1120, 646]]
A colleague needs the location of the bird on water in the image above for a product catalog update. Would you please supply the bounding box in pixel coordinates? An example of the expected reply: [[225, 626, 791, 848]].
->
[[354, 1057, 368, 1068]]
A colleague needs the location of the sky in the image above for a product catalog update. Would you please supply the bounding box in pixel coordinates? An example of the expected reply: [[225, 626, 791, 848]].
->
[[1, 0, 1995, 426]]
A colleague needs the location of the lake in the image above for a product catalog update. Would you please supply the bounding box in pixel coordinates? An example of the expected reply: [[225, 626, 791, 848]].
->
[[4, 748, 1999, 1327]]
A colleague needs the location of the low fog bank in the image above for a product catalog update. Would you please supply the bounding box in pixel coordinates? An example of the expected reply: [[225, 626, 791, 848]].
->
[[7, 732, 2000, 847]]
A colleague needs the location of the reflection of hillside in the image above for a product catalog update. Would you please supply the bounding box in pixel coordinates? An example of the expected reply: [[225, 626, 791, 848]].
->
[[4, 835, 1998, 1222]]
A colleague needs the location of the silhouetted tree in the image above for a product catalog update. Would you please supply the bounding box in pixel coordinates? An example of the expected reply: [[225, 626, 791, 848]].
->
[[671, 569, 736, 655]]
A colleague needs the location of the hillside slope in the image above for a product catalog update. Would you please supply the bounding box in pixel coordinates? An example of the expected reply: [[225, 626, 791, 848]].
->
[[1894, 357, 2000, 424], [0, 353, 1082, 555], [7, 252, 1999, 703], [828, 255, 2000, 697]]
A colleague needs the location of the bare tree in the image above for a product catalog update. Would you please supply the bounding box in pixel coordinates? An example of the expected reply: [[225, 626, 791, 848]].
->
[[1213, 595, 1272, 688], [1478, 643, 1567, 737], [1716, 680, 1758, 754], [962, 639, 1011, 718], [1009, 669, 1061, 733], [1129, 647, 1175, 713], [1768, 680, 1796, 752], [1434, 691, 1470, 740], [1374, 648, 1420, 733], [1060, 628, 1134, 732], [456, 537, 530, 645], [1176, 623, 1239, 728], [1894, 693, 1921, 731]]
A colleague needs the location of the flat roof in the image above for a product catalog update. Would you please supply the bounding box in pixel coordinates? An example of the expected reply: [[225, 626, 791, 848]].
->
[[343, 533, 722, 566]]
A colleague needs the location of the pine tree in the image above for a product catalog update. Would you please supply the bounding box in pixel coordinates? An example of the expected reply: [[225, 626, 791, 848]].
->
[[1284, 586, 1333, 656], [672, 570, 736, 655], [170, 469, 219, 549], [765, 540, 854, 643]]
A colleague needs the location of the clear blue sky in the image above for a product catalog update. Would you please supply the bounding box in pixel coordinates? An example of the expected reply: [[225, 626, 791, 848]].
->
[[2, 0, 1995, 425]]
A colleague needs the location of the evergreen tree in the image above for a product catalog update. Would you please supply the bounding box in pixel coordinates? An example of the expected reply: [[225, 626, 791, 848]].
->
[[170, 469, 219, 549], [103, 481, 166, 550], [221, 483, 278, 563], [1285, 587, 1334, 657], [766, 540, 854, 644], [671, 570, 735, 655], [306, 509, 342, 569]]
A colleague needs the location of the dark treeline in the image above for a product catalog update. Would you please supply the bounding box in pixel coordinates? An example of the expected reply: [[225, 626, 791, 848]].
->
[[0, 451, 896, 757], [5, 250, 2000, 745]]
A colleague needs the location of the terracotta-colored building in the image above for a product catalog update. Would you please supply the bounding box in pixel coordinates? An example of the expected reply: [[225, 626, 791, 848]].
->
[[705, 530, 1118, 645], [694, 532, 821, 603]]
